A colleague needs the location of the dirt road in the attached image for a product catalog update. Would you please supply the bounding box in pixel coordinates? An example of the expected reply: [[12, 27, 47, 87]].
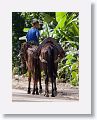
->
[[12, 76, 79, 102]]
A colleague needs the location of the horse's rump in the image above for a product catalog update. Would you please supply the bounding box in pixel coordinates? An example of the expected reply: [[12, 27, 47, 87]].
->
[[20, 43, 39, 72], [39, 43, 59, 65], [27, 45, 38, 71]]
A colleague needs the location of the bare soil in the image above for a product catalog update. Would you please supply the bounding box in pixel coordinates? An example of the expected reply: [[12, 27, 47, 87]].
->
[[12, 75, 79, 102]]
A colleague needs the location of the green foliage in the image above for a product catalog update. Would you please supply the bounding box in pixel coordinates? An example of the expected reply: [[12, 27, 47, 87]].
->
[[13, 67, 19, 75], [56, 12, 67, 29], [12, 12, 25, 68], [12, 12, 79, 86], [53, 12, 79, 86], [23, 28, 30, 32]]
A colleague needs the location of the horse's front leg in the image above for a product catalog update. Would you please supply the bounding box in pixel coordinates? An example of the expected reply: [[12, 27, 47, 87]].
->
[[27, 72, 31, 94]]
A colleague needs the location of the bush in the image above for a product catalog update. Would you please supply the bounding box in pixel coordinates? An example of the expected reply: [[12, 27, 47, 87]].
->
[[13, 67, 19, 75]]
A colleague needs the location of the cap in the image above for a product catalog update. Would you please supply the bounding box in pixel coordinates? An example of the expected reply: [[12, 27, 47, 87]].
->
[[32, 19, 39, 24]]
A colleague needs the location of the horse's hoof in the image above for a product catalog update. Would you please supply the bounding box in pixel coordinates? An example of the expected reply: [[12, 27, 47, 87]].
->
[[32, 92, 35, 95], [36, 92, 39, 95], [51, 94, 55, 97], [27, 91, 31, 94], [44, 94, 49, 97], [55, 91, 57, 96], [39, 89, 42, 94], [27, 90, 31, 94]]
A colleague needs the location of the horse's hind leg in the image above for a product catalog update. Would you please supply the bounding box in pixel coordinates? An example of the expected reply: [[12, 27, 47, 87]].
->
[[32, 73, 36, 95], [39, 79, 42, 94], [39, 73, 42, 94], [32, 83, 35, 95], [53, 65, 58, 96], [54, 77, 57, 96], [27, 72, 31, 94], [32, 63, 39, 95], [51, 75, 55, 97], [44, 75, 49, 97], [38, 61, 42, 93], [36, 82, 39, 95], [51, 82, 55, 97], [32, 80, 39, 95]]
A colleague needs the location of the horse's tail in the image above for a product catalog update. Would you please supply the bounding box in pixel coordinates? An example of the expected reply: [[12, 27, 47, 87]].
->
[[47, 46, 54, 78]]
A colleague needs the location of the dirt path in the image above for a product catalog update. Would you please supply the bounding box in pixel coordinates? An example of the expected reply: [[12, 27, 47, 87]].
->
[[12, 76, 79, 102]]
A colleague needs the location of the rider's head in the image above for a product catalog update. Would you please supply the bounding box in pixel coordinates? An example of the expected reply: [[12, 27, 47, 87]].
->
[[32, 19, 40, 29]]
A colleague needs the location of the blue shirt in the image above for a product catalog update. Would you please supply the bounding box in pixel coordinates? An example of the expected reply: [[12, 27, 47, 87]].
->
[[26, 27, 40, 44]]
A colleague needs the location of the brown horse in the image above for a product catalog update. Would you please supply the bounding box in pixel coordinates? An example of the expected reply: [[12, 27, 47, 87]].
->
[[39, 41, 64, 97], [20, 42, 42, 95]]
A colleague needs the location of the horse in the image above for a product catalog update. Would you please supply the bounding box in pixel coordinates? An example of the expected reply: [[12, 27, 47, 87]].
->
[[39, 40, 64, 97], [20, 42, 42, 95]]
